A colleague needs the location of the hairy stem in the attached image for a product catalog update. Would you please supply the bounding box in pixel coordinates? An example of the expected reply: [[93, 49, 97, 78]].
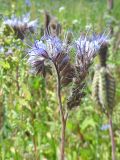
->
[[61, 115, 67, 160], [107, 113, 116, 160], [54, 64, 68, 160]]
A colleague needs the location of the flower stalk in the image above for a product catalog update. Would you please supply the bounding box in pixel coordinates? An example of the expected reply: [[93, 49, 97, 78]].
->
[[107, 112, 116, 160], [55, 64, 68, 160]]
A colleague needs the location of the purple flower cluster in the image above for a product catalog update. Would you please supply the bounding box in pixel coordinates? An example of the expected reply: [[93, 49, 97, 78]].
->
[[27, 33, 108, 76], [28, 35, 68, 75], [75, 33, 108, 72], [75, 34, 108, 59], [4, 13, 37, 39]]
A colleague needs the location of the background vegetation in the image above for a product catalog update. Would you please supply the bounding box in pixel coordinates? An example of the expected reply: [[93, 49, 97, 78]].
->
[[0, 0, 120, 159]]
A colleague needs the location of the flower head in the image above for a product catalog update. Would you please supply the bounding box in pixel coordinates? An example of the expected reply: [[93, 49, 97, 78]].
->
[[91, 32, 109, 46], [75, 33, 108, 71], [67, 32, 108, 109], [92, 32, 109, 67], [27, 40, 49, 75], [43, 35, 63, 59], [27, 35, 74, 85], [4, 13, 37, 39], [27, 36, 67, 74], [76, 35, 98, 59]]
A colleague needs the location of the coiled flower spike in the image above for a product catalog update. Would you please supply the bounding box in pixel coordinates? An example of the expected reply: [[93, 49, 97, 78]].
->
[[92, 36, 116, 115], [67, 33, 108, 109], [92, 32, 116, 160]]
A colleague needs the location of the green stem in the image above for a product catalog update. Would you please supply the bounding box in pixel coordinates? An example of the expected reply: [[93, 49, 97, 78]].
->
[[107, 113, 116, 160]]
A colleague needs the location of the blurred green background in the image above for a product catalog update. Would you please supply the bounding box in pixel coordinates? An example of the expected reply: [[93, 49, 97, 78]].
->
[[0, 0, 120, 160]]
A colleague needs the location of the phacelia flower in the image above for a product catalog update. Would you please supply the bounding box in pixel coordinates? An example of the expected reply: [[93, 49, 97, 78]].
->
[[75, 33, 108, 72], [4, 13, 37, 40], [91, 32, 109, 46], [27, 35, 74, 84], [42, 35, 63, 59], [92, 32, 109, 67], [67, 33, 108, 109]]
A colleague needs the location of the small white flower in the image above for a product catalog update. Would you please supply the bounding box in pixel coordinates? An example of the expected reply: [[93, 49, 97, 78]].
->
[[59, 6, 65, 13], [72, 19, 78, 25], [85, 24, 92, 31]]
